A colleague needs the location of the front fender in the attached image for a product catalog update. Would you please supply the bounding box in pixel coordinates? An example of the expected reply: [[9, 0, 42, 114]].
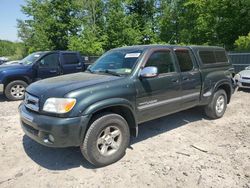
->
[[82, 98, 138, 137], [82, 98, 135, 116]]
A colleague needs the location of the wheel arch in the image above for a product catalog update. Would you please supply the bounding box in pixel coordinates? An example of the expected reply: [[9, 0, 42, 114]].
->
[[82, 98, 138, 138], [214, 81, 232, 104], [3, 76, 31, 88]]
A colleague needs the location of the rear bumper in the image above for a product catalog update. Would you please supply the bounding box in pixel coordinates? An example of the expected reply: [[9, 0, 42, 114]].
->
[[0, 84, 3, 94], [19, 103, 90, 148]]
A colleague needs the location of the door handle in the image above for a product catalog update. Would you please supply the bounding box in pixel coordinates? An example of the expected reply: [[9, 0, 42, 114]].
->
[[76, 67, 82, 70], [50, 70, 57, 73], [182, 77, 189, 81]]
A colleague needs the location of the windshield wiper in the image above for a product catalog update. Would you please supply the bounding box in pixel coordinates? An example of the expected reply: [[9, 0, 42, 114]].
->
[[96, 69, 121, 77]]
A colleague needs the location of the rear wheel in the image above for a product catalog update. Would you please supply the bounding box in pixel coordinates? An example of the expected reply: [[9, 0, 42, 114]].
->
[[204, 89, 227, 119], [81, 113, 130, 167], [4, 80, 28, 101]]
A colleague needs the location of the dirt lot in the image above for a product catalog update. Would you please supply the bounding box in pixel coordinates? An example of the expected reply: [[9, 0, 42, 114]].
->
[[0, 90, 249, 188]]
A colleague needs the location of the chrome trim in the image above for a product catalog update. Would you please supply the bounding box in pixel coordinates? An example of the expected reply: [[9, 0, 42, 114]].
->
[[138, 92, 200, 111], [203, 90, 212, 97], [24, 93, 39, 112], [140, 66, 158, 78], [0, 84, 3, 93]]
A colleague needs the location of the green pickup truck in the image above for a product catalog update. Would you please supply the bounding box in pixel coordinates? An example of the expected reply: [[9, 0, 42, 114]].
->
[[19, 45, 235, 167]]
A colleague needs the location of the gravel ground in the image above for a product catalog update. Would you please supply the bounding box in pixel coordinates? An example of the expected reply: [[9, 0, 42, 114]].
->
[[0, 90, 249, 188]]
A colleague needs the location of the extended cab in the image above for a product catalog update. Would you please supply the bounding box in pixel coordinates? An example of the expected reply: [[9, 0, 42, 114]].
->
[[0, 51, 84, 100], [19, 45, 235, 167]]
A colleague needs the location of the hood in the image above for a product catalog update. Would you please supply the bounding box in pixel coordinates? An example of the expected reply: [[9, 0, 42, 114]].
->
[[239, 70, 250, 78], [0, 64, 29, 72], [26, 72, 123, 98]]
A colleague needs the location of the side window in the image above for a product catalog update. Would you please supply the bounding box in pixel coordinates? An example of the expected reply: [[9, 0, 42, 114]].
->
[[175, 49, 194, 72], [199, 50, 228, 64], [214, 50, 228, 63], [146, 51, 175, 74], [199, 50, 216, 64], [39, 53, 59, 68], [63, 53, 79, 65]]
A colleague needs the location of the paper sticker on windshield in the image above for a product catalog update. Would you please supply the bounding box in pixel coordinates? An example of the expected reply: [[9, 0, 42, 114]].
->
[[34, 54, 41, 58], [125, 53, 141, 58], [124, 69, 131, 73]]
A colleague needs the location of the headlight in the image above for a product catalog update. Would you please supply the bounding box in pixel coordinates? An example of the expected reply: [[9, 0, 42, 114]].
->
[[234, 74, 241, 80], [43, 98, 76, 114]]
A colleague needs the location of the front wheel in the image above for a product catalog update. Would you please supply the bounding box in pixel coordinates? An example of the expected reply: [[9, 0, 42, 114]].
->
[[4, 80, 28, 101], [81, 113, 130, 167], [204, 89, 227, 119]]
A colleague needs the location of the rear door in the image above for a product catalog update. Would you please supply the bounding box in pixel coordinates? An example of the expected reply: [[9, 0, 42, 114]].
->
[[37, 53, 60, 79], [61, 52, 83, 74], [174, 48, 201, 109], [135, 49, 182, 123]]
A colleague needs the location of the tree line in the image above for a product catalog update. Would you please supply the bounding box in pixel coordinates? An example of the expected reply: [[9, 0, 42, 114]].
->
[[13, 0, 250, 56], [0, 40, 25, 60]]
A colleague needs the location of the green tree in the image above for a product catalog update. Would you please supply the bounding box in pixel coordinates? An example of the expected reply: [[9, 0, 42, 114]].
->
[[18, 0, 80, 52], [234, 32, 250, 51], [0, 40, 26, 60], [127, 0, 159, 44], [103, 0, 141, 49]]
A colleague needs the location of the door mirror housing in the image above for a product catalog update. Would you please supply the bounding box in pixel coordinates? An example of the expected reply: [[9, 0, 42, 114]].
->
[[87, 64, 92, 69], [140, 66, 158, 78]]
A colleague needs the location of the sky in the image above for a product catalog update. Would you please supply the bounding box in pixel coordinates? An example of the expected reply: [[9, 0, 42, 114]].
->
[[0, 0, 27, 42]]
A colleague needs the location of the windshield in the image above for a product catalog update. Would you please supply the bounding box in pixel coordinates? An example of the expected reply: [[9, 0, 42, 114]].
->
[[89, 50, 143, 75], [19, 52, 45, 65]]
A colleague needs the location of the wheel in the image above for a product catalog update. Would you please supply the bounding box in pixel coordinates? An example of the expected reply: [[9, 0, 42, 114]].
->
[[4, 80, 28, 101], [81, 113, 130, 167], [204, 89, 227, 119]]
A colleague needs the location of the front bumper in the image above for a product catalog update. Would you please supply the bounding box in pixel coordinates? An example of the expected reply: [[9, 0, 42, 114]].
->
[[19, 103, 90, 148], [0, 84, 3, 94], [236, 78, 250, 89]]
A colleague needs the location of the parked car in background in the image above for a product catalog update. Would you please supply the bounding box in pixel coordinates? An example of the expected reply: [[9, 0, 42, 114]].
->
[[19, 45, 235, 167], [3, 60, 20, 65], [0, 57, 9, 65], [235, 66, 250, 88], [0, 51, 85, 100]]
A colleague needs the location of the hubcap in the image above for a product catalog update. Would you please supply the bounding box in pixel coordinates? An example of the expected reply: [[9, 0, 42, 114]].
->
[[97, 126, 122, 156], [216, 95, 225, 114], [10, 84, 25, 98]]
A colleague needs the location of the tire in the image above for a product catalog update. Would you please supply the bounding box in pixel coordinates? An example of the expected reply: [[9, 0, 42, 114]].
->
[[4, 80, 28, 101], [204, 89, 227, 119], [81, 113, 130, 167]]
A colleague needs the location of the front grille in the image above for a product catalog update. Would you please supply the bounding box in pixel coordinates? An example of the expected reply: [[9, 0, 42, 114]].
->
[[22, 121, 39, 136], [242, 77, 250, 80], [242, 82, 250, 87], [24, 93, 39, 112]]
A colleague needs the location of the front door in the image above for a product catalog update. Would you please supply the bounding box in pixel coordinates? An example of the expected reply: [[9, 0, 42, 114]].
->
[[37, 53, 60, 79], [135, 49, 182, 123], [174, 48, 201, 109]]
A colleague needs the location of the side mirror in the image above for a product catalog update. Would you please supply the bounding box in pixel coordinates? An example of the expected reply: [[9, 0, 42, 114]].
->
[[140, 66, 158, 78], [245, 66, 250, 70], [87, 64, 92, 69]]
